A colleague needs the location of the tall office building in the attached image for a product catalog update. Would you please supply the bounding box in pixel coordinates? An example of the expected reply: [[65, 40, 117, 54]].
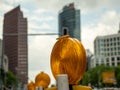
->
[[3, 6, 28, 84], [59, 3, 81, 41], [94, 30, 120, 67]]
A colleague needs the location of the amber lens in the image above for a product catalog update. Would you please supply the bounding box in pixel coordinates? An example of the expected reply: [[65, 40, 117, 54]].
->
[[35, 72, 50, 88], [50, 35, 86, 85]]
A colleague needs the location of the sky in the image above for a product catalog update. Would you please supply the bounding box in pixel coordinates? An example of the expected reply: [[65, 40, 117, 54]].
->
[[0, 0, 120, 86]]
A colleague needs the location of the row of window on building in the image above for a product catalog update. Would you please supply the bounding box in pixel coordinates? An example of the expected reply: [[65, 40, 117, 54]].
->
[[94, 31, 120, 67]]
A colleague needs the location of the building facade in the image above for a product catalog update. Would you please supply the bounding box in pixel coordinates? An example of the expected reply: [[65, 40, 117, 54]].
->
[[86, 49, 94, 70], [3, 6, 28, 84], [58, 3, 81, 41], [94, 31, 120, 67]]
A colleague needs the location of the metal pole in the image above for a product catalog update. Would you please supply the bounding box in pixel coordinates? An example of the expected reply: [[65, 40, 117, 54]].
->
[[3, 33, 59, 36], [57, 74, 69, 90], [1, 33, 5, 89], [36, 86, 43, 90]]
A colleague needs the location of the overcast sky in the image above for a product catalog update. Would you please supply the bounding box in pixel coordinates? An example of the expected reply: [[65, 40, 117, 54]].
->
[[0, 0, 120, 86]]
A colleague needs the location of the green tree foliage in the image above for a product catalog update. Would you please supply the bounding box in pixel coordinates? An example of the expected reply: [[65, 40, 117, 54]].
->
[[79, 65, 120, 87], [115, 65, 120, 87], [5, 71, 17, 88]]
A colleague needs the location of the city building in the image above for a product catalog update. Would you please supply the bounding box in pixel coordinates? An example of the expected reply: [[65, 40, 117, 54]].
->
[[58, 3, 81, 41], [90, 56, 95, 69], [94, 29, 120, 67], [86, 49, 94, 70], [3, 6, 28, 84]]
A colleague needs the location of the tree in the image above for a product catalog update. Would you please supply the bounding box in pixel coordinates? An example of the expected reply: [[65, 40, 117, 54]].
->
[[79, 65, 115, 87], [5, 71, 18, 88], [115, 65, 120, 87]]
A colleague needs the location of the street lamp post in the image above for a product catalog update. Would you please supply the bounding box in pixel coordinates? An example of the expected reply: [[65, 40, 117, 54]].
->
[[1, 33, 5, 89]]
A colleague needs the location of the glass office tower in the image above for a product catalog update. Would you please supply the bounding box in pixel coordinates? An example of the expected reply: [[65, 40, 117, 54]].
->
[[3, 6, 28, 84], [59, 3, 81, 41]]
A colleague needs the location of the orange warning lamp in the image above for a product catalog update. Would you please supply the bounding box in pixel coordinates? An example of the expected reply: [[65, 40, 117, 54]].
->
[[27, 81, 35, 90], [35, 72, 50, 88], [50, 35, 87, 85]]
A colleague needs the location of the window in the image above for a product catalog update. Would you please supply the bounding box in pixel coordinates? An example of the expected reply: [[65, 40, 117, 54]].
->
[[112, 63, 115, 66], [117, 37, 119, 41], [114, 43, 116, 46], [118, 62, 120, 65], [111, 48, 113, 51], [104, 39, 106, 42], [110, 38, 112, 41], [104, 48, 106, 51], [96, 64, 99, 66], [105, 53, 106, 56], [111, 57, 114, 61], [114, 37, 116, 41], [117, 57, 120, 60], [118, 47, 120, 50], [106, 63, 109, 66], [106, 58, 109, 62], [101, 58, 104, 63], [111, 52, 113, 56], [110, 43, 113, 46], [118, 42, 120, 45], [118, 52, 120, 55]]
